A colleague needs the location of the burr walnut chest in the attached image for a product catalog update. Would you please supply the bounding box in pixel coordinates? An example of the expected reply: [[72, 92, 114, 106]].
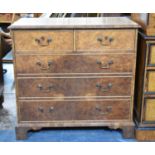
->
[[9, 17, 139, 140]]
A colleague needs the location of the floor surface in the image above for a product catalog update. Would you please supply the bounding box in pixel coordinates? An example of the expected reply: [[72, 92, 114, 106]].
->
[[0, 63, 137, 142]]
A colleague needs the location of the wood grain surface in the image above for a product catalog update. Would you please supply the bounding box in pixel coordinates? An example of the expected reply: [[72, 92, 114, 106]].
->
[[17, 76, 132, 98], [15, 54, 135, 75], [76, 30, 136, 51], [14, 30, 74, 52], [19, 99, 130, 121], [9, 17, 140, 29]]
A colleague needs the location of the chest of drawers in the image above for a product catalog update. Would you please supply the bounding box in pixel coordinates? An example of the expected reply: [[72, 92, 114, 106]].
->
[[9, 17, 139, 140], [135, 32, 155, 141]]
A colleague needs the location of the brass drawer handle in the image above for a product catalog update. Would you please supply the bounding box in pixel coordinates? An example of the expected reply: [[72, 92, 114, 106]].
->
[[36, 61, 53, 70], [96, 60, 113, 69], [37, 84, 54, 93], [95, 105, 112, 115], [38, 106, 54, 113], [38, 107, 44, 113], [97, 36, 113, 46], [49, 106, 54, 113], [35, 36, 52, 46], [96, 83, 112, 92]]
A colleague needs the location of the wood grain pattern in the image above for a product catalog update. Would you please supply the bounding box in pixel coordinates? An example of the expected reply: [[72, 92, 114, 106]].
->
[[14, 30, 74, 52], [15, 54, 135, 75], [17, 76, 132, 98], [76, 30, 136, 51], [19, 99, 130, 121]]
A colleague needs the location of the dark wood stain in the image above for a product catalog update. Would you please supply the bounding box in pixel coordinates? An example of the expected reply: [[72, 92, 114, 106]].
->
[[134, 32, 155, 141]]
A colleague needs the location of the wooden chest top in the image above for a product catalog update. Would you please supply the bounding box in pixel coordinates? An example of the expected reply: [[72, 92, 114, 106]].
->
[[9, 17, 139, 29]]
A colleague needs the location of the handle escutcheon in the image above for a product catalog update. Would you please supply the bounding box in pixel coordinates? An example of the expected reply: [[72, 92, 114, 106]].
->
[[96, 83, 112, 92], [37, 84, 54, 93], [35, 36, 52, 46], [49, 106, 54, 113], [38, 107, 44, 113], [96, 60, 113, 69], [97, 36, 114, 46], [36, 61, 53, 70], [95, 105, 112, 115]]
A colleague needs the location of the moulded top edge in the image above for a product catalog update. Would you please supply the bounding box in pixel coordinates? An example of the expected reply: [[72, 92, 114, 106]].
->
[[9, 17, 140, 30]]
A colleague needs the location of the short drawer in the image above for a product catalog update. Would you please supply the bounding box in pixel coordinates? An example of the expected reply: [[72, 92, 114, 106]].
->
[[149, 14, 155, 18], [13, 30, 74, 52], [148, 43, 155, 66], [15, 54, 135, 75], [143, 98, 155, 122], [145, 71, 155, 92], [148, 14, 155, 25], [0, 13, 12, 22], [18, 99, 131, 122], [75, 30, 136, 51], [146, 27, 155, 36], [17, 76, 132, 98]]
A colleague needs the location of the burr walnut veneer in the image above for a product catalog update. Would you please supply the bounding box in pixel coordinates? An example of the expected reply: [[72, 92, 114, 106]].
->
[[9, 17, 139, 140]]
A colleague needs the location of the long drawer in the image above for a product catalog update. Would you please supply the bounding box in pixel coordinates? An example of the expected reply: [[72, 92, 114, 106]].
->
[[15, 54, 135, 75], [17, 76, 132, 98], [75, 30, 136, 51], [13, 30, 74, 52], [18, 99, 131, 121]]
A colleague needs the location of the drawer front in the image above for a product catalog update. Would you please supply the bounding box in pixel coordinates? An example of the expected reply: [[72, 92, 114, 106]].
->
[[144, 98, 155, 122], [146, 28, 155, 36], [75, 30, 136, 51], [0, 13, 12, 22], [148, 14, 155, 25], [15, 54, 135, 74], [17, 76, 132, 98], [148, 43, 155, 66], [145, 71, 155, 92], [150, 14, 155, 18], [19, 99, 130, 121], [13, 30, 74, 52]]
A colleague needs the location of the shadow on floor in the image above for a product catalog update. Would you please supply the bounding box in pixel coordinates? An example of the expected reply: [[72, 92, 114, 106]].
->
[[0, 127, 137, 142]]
